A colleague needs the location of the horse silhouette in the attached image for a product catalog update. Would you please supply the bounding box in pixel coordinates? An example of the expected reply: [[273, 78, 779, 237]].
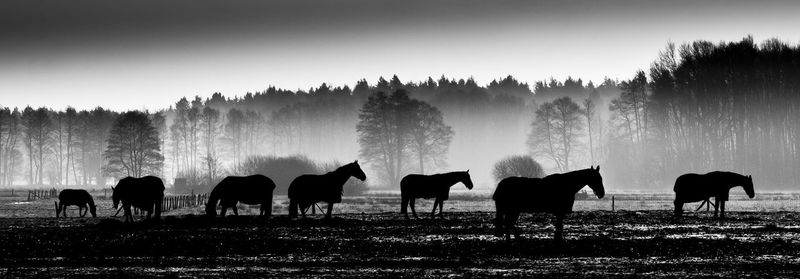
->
[[55, 189, 96, 218], [493, 166, 604, 241], [206, 175, 276, 218], [400, 171, 473, 219], [673, 171, 754, 219], [112, 176, 165, 222], [288, 160, 366, 219]]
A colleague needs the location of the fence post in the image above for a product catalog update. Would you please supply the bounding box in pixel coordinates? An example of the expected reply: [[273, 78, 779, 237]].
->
[[612, 195, 615, 212]]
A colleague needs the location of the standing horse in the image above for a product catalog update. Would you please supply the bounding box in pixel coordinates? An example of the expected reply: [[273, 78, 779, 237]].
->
[[493, 166, 604, 241], [400, 171, 473, 219], [673, 171, 754, 219], [206, 175, 276, 218], [112, 176, 165, 222], [55, 189, 97, 218], [288, 160, 366, 219]]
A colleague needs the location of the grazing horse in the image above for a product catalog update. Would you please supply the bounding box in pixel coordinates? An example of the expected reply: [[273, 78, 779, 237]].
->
[[206, 175, 276, 218], [400, 171, 473, 219], [673, 171, 754, 219], [112, 176, 165, 222], [288, 160, 366, 219], [55, 189, 97, 218], [493, 166, 605, 241]]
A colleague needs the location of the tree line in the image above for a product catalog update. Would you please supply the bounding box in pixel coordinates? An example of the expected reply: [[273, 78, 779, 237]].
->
[[2, 36, 797, 190]]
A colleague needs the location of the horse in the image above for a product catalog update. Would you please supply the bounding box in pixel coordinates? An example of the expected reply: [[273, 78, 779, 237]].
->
[[400, 170, 473, 219], [673, 171, 754, 219], [55, 189, 97, 218], [112, 176, 165, 222], [492, 166, 604, 241], [288, 160, 366, 219], [206, 175, 276, 218]]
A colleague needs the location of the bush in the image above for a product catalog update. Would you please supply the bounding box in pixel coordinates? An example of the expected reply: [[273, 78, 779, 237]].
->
[[238, 155, 319, 195], [492, 155, 546, 181]]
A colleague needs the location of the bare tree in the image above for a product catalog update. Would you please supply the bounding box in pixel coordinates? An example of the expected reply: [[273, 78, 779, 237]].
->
[[103, 111, 164, 178]]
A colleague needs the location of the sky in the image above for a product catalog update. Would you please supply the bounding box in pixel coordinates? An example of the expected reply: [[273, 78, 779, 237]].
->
[[1, 0, 799, 111]]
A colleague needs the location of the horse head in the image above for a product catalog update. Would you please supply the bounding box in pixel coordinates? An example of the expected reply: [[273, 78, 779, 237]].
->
[[350, 160, 367, 181], [461, 170, 474, 190], [111, 185, 120, 209], [744, 174, 755, 199], [588, 165, 605, 199], [89, 203, 97, 217]]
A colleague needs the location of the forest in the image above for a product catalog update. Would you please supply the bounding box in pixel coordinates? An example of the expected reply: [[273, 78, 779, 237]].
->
[[1, 36, 798, 191]]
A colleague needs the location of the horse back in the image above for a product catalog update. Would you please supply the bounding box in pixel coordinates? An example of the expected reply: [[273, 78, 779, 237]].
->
[[494, 176, 575, 214], [118, 176, 165, 206], [401, 174, 442, 199], [59, 189, 93, 206], [215, 175, 276, 204]]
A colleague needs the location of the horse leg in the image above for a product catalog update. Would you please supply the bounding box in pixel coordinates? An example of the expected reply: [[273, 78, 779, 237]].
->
[[507, 211, 521, 240], [401, 196, 409, 219], [673, 200, 683, 219], [325, 203, 334, 219], [493, 207, 504, 238], [80, 207, 86, 218], [719, 200, 726, 220], [410, 199, 418, 218], [123, 206, 132, 223], [554, 214, 565, 241], [713, 199, 719, 218], [220, 206, 228, 217], [232, 204, 239, 216], [438, 200, 444, 218], [430, 199, 439, 219], [300, 202, 308, 219]]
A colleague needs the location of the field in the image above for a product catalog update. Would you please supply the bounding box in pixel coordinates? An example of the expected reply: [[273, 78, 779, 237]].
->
[[2, 191, 800, 278]]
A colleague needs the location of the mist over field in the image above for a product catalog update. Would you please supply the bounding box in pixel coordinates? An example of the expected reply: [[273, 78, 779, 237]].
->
[[2, 36, 800, 193]]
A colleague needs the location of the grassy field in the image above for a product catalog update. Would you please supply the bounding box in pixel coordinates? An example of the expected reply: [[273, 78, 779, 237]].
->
[[2, 192, 800, 277]]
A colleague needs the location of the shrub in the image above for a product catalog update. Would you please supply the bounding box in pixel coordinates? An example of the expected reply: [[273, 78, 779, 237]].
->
[[492, 155, 546, 181], [238, 155, 319, 195]]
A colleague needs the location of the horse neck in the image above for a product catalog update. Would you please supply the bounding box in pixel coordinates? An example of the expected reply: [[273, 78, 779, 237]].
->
[[562, 170, 592, 194], [442, 172, 464, 188], [728, 174, 748, 189], [330, 168, 353, 185]]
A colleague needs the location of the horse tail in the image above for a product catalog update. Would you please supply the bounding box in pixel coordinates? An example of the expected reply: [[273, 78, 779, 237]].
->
[[289, 199, 299, 218]]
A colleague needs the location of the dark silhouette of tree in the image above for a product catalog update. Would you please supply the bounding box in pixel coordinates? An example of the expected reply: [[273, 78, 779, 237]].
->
[[0, 108, 21, 186], [357, 89, 452, 186], [200, 106, 221, 185], [528, 97, 583, 172], [22, 107, 52, 185], [225, 108, 245, 166], [407, 100, 453, 173], [103, 111, 164, 178]]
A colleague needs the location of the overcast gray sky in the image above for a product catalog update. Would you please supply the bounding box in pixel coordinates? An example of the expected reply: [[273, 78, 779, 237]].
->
[[1, 0, 798, 110]]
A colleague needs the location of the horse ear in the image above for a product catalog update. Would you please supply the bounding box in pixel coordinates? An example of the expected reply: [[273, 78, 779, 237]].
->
[[466, 169, 470, 173], [596, 165, 600, 172], [111, 186, 115, 191], [354, 160, 358, 163]]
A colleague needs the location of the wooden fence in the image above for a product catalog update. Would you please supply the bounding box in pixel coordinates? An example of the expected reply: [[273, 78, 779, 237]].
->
[[161, 193, 209, 212], [27, 188, 58, 201]]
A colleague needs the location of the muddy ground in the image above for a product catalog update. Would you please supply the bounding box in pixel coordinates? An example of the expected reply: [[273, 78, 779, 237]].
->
[[1, 207, 800, 278]]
